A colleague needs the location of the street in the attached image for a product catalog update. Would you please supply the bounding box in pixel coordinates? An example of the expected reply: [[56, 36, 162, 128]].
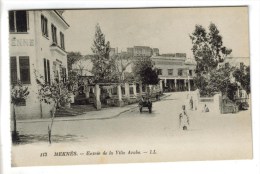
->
[[12, 92, 253, 166]]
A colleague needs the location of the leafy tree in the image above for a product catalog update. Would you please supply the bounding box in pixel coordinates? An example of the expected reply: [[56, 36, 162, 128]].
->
[[67, 51, 82, 72], [34, 71, 71, 144], [112, 52, 133, 83], [132, 56, 159, 86], [67, 52, 83, 91], [207, 64, 237, 97], [190, 23, 232, 75], [11, 81, 29, 141], [124, 72, 135, 83], [91, 24, 116, 83], [193, 74, 208, 96], [198, 63, 238, 100], [190, 23, 233, 96], [233, 64, 250, 94]]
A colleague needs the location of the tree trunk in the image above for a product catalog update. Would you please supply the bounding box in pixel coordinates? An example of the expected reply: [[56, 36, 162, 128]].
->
[[12, 104, 19, 142], [40, 102, 43, 118], [48, 103, 57, 144], [13, 104, 17, 134]]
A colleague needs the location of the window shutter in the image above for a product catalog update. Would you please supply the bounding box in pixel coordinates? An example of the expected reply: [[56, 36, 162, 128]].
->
[[26, 11, 29, 31], [10, 57, 17, 84], [44, 58, 47, 83], [16, 11, 27, 32], [45, 18, 48, 37], [41, 15, 44, 34], [47, 60, 50, 84], [9, 11, 15, 32], [51, 24, 57, 44], [19, 56, 30, 84]]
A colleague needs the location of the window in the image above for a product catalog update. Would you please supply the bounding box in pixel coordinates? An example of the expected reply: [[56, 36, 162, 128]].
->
[[178, 69, 183, 76], [9, 11, 28, 32], [44, 58, 51, 84], [51, 24, 57, 44], [112, 87, 117, 95], [61, 67, 67, 83], [41, 15, 48, 37], [142, 85, 146, 92], [121, 86, 125, 95], [19, 56, 30, 84], [168, 69, 173, 76], [11, 57, 17, 84], [60, 32, 65, 50], [130, 87, 134, 95], [10, 56, 31, 84], [189, 70, 192, 76], [136, 84, 140, 93], [157, 69, 162, 75]]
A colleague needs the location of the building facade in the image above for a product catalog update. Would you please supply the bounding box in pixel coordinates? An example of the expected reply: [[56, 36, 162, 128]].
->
[[10, 10, 69, 119], [152, 55, 196, 92]]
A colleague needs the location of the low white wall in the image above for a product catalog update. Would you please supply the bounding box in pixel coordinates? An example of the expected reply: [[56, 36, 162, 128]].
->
[[187, 90, 221, 114], [198, 94, 221, 114]]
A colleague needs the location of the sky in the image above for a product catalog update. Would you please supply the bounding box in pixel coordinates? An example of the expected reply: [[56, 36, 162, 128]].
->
[[63, 7, 249, 58]]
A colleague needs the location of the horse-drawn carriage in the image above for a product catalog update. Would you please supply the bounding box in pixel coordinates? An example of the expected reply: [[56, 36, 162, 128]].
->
[[138, 96, 152, 113]]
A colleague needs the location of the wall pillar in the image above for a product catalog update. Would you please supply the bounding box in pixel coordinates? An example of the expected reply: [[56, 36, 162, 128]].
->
[[159, 80, 163, 93], [117, 85, 124, 107], [174, 79, 177, 90], [94, 84, 101, 110], [188, 78, 191, 92], [214, 93, 222, 114], [85, 86, 90, 98], [133, 84, 137, 96], [139, 82, 143, 96], [125, 83, 130, 99]]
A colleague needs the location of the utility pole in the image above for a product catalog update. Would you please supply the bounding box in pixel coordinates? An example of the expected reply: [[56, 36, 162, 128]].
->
[[187, 69, 191, 94]]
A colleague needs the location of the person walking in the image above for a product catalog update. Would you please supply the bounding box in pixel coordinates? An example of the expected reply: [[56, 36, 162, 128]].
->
[[179, 105, 190, 130], [189, 96, 193, 110]]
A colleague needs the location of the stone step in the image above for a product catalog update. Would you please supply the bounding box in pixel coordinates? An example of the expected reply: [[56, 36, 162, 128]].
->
[[55, 104, 97, 117]]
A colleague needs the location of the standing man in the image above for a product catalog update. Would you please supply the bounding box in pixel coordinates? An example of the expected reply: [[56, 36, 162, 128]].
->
[[189, 96, 193, 110], [179, 105, 190, 130]]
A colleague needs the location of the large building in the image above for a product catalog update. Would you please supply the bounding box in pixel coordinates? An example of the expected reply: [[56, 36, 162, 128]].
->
[[152, 54, 196, 92], [9, 10, 70, 119]]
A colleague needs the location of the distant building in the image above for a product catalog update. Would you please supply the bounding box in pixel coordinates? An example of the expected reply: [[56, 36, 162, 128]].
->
[[127, 46, 159, 57], [152, 48, 159, 56], [160, 53, 186, 58], [9, 10, 70, 119], [127, 47, 134, 56], [109, 47, 118, 57], [218, 57, 250, 68]]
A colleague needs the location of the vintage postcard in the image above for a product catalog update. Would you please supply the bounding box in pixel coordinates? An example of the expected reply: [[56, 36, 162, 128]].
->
[[9, 7, 252, 167]]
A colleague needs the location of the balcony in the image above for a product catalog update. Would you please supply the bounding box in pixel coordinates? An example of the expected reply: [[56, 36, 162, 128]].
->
[[50, 43, 67, 56]]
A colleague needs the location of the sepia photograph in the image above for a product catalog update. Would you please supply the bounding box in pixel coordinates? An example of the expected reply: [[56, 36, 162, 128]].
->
[[8, 6, 253, 167]]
